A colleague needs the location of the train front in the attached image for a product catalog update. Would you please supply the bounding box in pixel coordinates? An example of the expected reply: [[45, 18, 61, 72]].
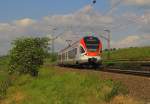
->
[[79, 36, 102, 67]]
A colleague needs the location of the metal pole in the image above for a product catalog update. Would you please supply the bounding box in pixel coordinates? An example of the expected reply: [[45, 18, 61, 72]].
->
[[51, 28, 57, 54], [104, 30, 111, 60], [108, 33, 110, 59], [51, 36, 54, 54]]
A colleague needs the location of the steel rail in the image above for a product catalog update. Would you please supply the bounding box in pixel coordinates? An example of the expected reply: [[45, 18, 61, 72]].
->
[[100, 68, 150, 77], [57, 64, 150, 77]]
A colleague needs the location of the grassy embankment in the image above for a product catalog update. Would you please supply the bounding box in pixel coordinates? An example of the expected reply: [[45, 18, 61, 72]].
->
[[102, 46, 150, 69], [1, 65, 143, 103], [2, 65, 144, 104], [102, 46, 150, 61], [0, 56, 9, 80], [0, 56, 10, 99]]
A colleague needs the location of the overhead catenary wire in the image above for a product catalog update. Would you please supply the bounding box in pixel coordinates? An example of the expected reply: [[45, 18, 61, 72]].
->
[[48, 0, 140, 52], [104, 0, 145, 32]]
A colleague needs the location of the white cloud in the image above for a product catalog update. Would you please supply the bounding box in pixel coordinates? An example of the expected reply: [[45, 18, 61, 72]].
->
[[124, 0, 150, 6], [142, 34, 150, 39], [78, 5, 93, 14], [111, 0, 150, 7], [0, 23, 15, 32], [43, 5, 113, 29], [112, 35, 140, 48], [112, 34, 150, 48], [120, 35, 140, 44], [14, 18, 36, 27]]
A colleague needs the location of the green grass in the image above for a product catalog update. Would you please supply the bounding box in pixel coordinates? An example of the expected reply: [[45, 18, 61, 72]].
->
[[2, 66, 127, 104], [0, 56, 10, 99], [0, 57, 8, 84], [0, 56, 9, 83], [0, 56, 9, 71], [102, 46, 150, 61]]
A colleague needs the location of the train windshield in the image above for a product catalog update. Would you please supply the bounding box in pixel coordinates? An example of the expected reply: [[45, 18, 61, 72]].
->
[[84, 36, 99, 52]]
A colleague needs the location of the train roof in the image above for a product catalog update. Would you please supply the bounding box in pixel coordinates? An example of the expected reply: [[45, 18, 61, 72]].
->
[[83, 35, 98, 38]]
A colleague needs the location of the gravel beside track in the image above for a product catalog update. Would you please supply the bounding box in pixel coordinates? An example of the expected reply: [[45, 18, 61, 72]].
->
[[56, 66, 150, 102]]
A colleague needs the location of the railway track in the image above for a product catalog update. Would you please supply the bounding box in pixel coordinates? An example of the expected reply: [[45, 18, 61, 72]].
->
[[57, 65, 150, 77], [101, 60, 150, 77], [100, 67, 150, 77]]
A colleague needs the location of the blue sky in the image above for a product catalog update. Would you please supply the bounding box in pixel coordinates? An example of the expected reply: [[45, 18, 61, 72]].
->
[[0, 0, 109, 22], [0, 0, 150, 55]]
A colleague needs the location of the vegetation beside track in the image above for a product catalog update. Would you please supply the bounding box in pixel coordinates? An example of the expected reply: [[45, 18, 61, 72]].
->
[[0, 56, 9, 71], [0, 56, 10, 99], [0, 57, 143, 104], [102, 46, 150, 61], [102, 47, 150, 72], [3, 65, 143, 104]]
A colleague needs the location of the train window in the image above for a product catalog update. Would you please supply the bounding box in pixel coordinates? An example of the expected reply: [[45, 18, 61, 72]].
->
[[62, 53, 65, 60], [80, 46, 85, 53], [74, 48, 77, 54], [84, 37, 99, 44], [58, 55, 61, 60], [65, 52, 67, 60], [68, 48, 77, 59], [84, 36, 100, 52]]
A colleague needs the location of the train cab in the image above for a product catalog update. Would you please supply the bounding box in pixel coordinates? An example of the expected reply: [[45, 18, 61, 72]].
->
[[78, 36, 102, 65]]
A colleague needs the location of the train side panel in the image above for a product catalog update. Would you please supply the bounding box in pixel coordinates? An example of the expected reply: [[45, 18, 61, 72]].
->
[[58, 42, 79, 66]]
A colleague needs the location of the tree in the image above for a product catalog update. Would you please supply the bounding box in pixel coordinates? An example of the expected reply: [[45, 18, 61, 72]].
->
[[9, 37, 49, 76]]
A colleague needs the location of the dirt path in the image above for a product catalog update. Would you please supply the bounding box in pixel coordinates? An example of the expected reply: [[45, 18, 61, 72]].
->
[[55, 66, 150, 102]]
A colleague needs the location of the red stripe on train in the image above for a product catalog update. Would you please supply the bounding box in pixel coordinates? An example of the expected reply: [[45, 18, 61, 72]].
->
[[86, 52, 99, 56]]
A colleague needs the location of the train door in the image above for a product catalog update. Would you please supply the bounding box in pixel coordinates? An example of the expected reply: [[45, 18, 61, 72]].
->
[[75, 44, 80, 64]]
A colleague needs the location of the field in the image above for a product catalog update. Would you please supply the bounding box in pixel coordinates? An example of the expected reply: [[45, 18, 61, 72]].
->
[[0, 47, 149, 104], [1, 65, 144, 104], [102, 46, 150, 61]]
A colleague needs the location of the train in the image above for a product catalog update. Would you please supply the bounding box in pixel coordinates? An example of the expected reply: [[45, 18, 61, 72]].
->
[[58, 35, 102, 68]]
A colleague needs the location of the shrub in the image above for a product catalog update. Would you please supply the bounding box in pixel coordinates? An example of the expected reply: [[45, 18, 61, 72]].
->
[[104, 82, 128, 102], [0, 75, 11, 99], [9, 37, 49, 76]]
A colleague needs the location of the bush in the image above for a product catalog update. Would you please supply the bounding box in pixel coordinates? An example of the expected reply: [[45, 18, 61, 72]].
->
[[0, 79, 11, 99], [104, 82, 128, 102], [9, 37, 49, 76]]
